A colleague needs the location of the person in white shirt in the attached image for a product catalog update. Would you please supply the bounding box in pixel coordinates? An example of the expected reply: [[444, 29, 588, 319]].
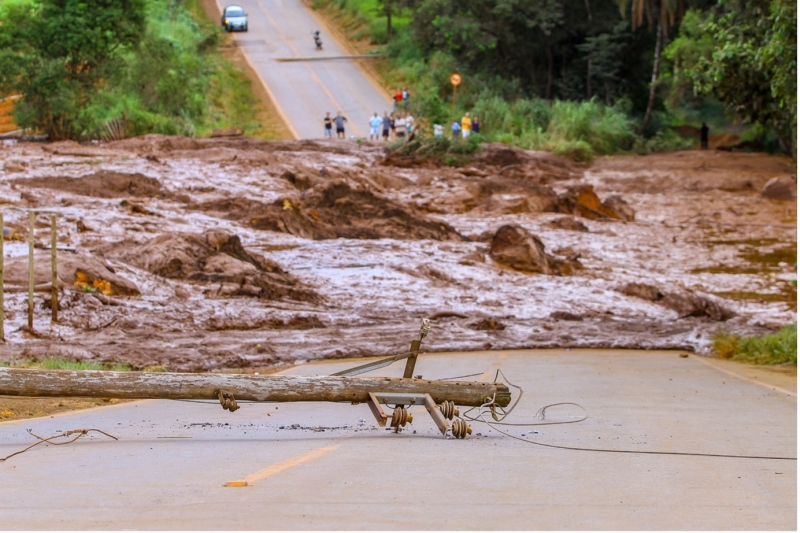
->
[[395, 115, 407, 138], [433, 124, 443, 137]]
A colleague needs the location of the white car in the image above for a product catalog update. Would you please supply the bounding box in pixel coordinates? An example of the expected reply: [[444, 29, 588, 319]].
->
[[221, 5, 248, 32]]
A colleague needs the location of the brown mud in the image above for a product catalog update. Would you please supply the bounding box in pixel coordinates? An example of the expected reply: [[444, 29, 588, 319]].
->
[[0, 137, 794, 374]]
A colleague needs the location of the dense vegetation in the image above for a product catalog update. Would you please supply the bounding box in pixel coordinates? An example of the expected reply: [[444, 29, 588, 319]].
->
[[315, 0, 796, 158], [0, 0, 268, 140]]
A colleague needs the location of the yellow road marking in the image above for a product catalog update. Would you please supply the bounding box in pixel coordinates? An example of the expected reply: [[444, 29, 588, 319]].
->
[[255, 0, 365, 137], [225, 446, 337, 487]]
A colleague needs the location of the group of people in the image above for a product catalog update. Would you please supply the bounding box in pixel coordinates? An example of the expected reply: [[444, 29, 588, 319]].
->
[[433, 112, 481, 140], [393, 87, 410, 111], [323, 104, 481, 142], [324, 110, 416, 141]]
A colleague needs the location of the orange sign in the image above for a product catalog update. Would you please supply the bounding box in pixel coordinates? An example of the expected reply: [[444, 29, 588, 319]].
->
[[450, 73, 462, 86]]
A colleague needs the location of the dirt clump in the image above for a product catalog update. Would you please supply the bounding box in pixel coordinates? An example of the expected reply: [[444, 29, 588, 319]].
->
[[760, 176, 796, 200], [557, 185, 635, 221], [550, 311, 584, 321], [99, 230, 317, 301], [545, 216, 589, 232], [620, 282, 735, 321], [14, 171, 165, 199], [3, 252, 140, 296], [198, 180, 464, 241], [469, 318, 507, 330], [489, 224, 581, 275]]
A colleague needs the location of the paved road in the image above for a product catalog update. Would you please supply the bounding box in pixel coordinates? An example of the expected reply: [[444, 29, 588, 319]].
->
[[216, 0, 392, 139], [0, 349, 796, 529]]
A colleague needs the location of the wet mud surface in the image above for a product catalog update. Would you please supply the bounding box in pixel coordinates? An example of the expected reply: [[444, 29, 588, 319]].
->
[[0, 136, 795, 371]]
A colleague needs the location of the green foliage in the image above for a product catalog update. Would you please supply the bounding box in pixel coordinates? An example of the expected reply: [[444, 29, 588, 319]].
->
[[632, 127, 695, 154], [0, 0, 148, 140], [713, 324, 797, 365], [0, 0, 270, 140], [691, 0, 796, 155]]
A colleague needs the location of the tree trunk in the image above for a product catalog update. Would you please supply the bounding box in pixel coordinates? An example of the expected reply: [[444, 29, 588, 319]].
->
[[585, 0, 592, 98], [546, 43, 553, 100], [0, 368, 512, 407], [386, 0, 392, 41], [639, 15, 663, 134]]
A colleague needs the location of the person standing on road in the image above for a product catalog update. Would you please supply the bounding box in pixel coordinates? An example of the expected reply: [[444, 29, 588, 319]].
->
[[389, 113, 396, 139], [334, 111, 348, 139], [471, 116, 481, 135], [382, 111, 391, 141], [395, 114, 407, 139], [369, 112, 382, 141], [700, 122, 709, 150], [461, 112, 472, 138], [451, 119, 461, 140], [402, 87, 410, 109], [393, 89, 403, 111], [323, 112, 333, 138]]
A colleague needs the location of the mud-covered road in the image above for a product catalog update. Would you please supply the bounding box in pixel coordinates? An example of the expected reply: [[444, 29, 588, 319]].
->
[[0, 137, 795, 371]]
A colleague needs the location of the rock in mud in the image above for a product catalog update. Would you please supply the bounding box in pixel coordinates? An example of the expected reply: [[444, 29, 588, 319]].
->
[[3, 252, 140, 296], [489, 224, 580, 275], [619, 282, 734, 321], [557, 185, 634, 221], [3, 161, 25, 172], [15, 171, 165, 199], [760, 176, 796, 200], [601, 194, 635, 221], [469, 318, 506, 330], [98, 230, 317, 302]]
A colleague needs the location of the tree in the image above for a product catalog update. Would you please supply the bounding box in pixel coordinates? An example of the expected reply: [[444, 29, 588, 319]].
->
[[694, 0, 796, 156], [0, 0, 146, 140], [617, 0, 683, 133]]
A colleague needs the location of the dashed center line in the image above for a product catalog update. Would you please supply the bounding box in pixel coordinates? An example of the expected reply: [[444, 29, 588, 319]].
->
[[225, 446, 338, 487]]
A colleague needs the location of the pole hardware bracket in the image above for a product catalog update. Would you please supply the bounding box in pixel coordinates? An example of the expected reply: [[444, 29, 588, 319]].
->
[[216, 390, 239, 412], [366, 392, 471, 438]]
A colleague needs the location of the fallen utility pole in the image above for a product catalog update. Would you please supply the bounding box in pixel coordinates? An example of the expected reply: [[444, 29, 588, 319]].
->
[[0, 368, 510, 407], [0, 321, 512, 439]]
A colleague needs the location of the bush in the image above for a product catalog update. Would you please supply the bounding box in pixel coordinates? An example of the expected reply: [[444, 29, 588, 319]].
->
[[633, 128, 696, 154], [712, 324, 797, 365], [552, 139, 595, 162]]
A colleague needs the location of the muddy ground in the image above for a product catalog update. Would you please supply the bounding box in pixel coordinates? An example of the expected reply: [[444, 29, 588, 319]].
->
[[0, 136, 795, 372]]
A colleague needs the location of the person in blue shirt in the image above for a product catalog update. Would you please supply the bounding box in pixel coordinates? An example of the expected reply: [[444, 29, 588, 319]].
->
[[451, 120, 461, 140], [369, 112, 383, 141]]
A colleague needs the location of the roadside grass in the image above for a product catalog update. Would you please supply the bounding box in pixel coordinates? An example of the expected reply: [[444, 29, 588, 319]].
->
[[0, 357, 132, 372], [712, 324, 797, 365]]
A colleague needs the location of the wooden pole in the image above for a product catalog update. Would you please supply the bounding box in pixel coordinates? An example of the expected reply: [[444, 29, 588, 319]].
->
[[27, 211, 34, 330], [0, 212, 4, 341], [0, 368, 512, 407], [50, 214, 57, 323]]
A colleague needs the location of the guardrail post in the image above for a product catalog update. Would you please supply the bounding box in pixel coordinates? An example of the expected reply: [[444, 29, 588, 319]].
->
[[50, 214, 57, 323], [27, 211, 33, 330]]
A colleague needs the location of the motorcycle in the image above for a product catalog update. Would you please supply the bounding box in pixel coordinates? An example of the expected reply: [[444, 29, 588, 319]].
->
[[313, 30, 323, 50]]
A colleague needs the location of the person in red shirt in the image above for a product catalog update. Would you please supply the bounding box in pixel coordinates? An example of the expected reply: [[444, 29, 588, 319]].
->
[[394, 89, 403, 111]]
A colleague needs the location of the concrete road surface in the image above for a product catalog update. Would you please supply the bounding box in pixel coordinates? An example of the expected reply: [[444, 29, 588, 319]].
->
[[216, 0, 392, 139], [0, 349, 796, 529]]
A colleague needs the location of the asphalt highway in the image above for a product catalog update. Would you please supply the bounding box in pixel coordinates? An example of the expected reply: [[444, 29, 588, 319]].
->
[[215, 0, 393, 139], [0, 349, 796, 529]]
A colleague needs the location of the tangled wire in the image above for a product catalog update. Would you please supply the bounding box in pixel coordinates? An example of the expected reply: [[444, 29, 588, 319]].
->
[[0, 428, 118, 463]]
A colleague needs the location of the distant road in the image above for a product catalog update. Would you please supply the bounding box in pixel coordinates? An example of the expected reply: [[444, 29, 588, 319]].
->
[[216, 0, 392, 139]]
